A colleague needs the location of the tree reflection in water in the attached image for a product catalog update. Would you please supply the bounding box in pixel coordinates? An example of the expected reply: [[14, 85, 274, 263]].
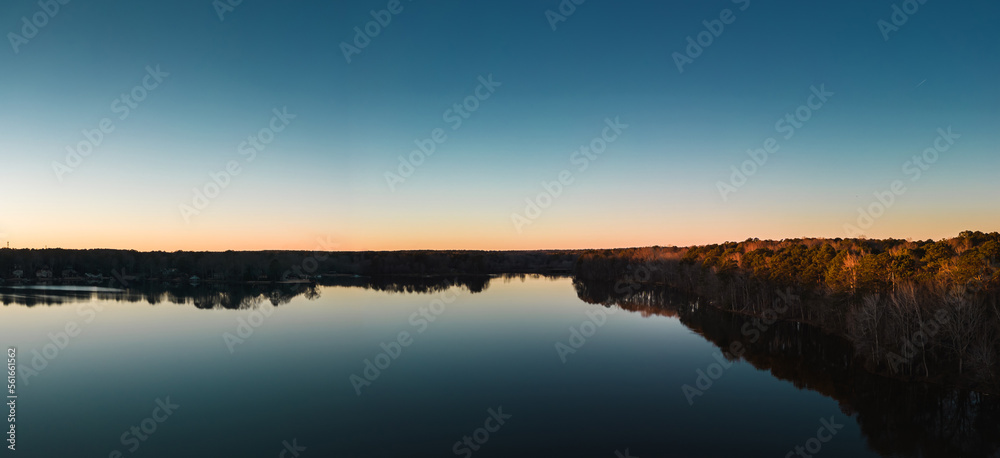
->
[[5, 275, 998, 457], [0, 274, 500, 309], [574, 278, 1000, 458]]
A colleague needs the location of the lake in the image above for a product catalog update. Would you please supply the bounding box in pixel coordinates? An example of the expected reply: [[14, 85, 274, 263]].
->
[[1, 276, 997, 457]]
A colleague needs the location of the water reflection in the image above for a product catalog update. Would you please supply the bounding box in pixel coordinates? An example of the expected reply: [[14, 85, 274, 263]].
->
[[0, 275, 504, 308], [574, 278, 1000, 458], [0, 282, 313, 308], [5, 275, 999, 457]]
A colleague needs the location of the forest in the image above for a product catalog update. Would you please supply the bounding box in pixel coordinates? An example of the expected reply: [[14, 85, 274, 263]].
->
[[573, 231, 1000, 390], [0, 249, 579, 283]]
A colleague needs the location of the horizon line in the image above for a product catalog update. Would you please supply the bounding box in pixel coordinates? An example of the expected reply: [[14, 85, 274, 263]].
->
[[0, 232, 984, 254]]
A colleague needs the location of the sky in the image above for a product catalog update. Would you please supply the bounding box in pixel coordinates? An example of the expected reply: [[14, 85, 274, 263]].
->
[[1, 0, 998, 251]]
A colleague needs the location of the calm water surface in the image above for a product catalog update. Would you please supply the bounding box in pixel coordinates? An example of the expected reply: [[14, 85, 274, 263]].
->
[[1, 276, 996, 457]]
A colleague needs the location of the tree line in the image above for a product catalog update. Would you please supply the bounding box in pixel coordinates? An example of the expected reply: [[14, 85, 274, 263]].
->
[[574, 231, 1000, 390], [0, 249, 579, 283]]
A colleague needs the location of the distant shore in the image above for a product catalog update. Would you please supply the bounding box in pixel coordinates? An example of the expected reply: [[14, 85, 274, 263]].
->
[[0, 248, 578, 286]]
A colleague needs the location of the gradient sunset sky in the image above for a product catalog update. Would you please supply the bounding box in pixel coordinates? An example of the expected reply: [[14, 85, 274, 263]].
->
[[1, 0, 997, 251]]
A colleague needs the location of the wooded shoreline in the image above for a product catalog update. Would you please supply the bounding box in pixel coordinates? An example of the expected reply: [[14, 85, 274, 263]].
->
[[574, 231, 1000, 392], [3, 232, 998, 390]]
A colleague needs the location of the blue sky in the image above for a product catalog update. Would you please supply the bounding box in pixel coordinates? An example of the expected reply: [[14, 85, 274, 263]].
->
[[1, 0, 997, 250]]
